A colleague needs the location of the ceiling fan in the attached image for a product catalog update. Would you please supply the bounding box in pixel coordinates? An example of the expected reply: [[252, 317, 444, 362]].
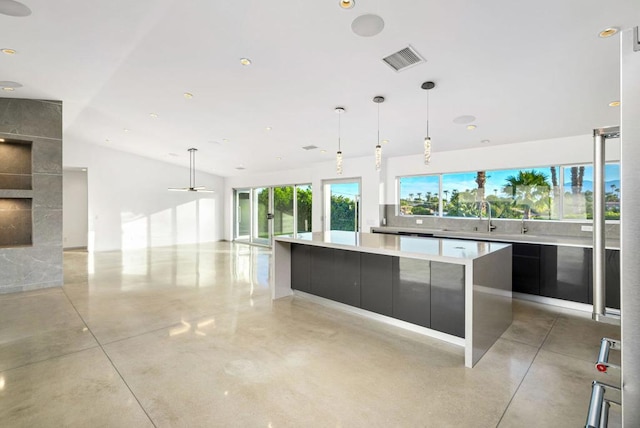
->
[[168, 148, 214, 193]]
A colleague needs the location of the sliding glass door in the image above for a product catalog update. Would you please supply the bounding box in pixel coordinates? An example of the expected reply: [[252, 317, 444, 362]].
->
[[234, 184, 312, 245]]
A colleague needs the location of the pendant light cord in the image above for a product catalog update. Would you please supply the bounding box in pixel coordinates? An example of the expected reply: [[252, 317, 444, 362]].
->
[[190, 148, 195, 188], [426, 90, 430, 137], [377, 102, 380, 144], [338, 111, 342, 152]]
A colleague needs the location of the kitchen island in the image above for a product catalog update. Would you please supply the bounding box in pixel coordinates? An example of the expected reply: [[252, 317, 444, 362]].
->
[[272, 231, 512, 368]]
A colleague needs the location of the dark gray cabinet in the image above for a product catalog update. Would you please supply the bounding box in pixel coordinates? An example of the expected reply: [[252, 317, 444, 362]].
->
[[291, 244, 311, 293], [512, 243, 541, 295], [605, 250, 620, 309], [541, 246, 590, 304], [360, 253, 393, 317], [392, 258, 431, 328], [430, 261, 465, 338], [290, 244, 467, 337], [309, 246, 360, 307]]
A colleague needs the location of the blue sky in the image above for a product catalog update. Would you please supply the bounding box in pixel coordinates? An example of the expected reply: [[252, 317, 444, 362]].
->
[[330, 182, 360, 199]]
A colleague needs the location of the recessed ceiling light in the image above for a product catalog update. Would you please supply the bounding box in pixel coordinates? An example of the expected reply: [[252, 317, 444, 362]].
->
[[382, 139, 389, 144], [276, 156, 282, 160], [222, 139, 229, 143], [609, 101, 621, 107], [1, 48, 16, 55], [480, 139, 490, 144], [149, 113, 158, 118], [81, 168, 87, 172], [183, 92, 193, 99], [467, 125, 477, 130], [0, 1, 32, 17], [320, 149, 327, 153], [123, 128, 129, 133], [453, 115, 476, 125], [240, 58, 252, 66], [265, 126, 272, 131], [339, 0, 355, 9], [599, 27, 619, 38]]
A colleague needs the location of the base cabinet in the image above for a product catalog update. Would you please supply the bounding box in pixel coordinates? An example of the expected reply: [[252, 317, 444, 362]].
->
[[361, 253, 393, 317], [392, 258, 431, 328], [309, 246, 360, 307], [430, 262, 465, 337], [541, 246, 590, 304], [290, 244, 466, 338]]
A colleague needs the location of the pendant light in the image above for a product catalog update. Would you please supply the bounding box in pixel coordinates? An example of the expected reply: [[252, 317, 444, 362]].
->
[[168, 148, 214, 192], [421, 81, 435, 165], [373, 96, 384, 171], [335, 107, 345, 175]]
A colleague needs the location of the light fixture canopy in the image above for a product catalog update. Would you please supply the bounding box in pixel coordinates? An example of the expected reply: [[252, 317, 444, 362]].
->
[[168, 148, 214, 193], [421, 81, 435, 165], [335, 107, 345, 175], [373, 96, 384, 171]]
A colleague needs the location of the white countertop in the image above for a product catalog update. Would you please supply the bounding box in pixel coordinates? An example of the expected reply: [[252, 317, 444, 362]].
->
[[370, 226, 621, 250], [274, 231, 511, 264]]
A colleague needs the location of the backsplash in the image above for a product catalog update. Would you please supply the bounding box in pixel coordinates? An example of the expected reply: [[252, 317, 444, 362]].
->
[[382, 204, 620, 240]]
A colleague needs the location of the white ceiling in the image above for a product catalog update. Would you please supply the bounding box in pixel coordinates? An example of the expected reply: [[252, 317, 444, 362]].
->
[[2, 0, 638, 176]]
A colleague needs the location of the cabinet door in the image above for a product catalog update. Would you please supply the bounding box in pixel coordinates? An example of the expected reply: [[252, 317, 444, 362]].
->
[[332, 249, 361, 307], [541, 246, 590, 303], [512, 244, 541, 295], [291, 244, 311, 293], [392, 258, 431, 328], [430, 262, 465, 338], [309, 246, 335, 300], [360, 253, 393, 316], [605, 249, 620, 310]]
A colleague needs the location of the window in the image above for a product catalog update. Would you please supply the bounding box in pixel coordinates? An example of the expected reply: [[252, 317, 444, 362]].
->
[[485, 167, 557, 220], [397, 162, 620, 221], [442, 172, 480, 217], [563, 163, 620, 220], [399, 175, 439, 216]]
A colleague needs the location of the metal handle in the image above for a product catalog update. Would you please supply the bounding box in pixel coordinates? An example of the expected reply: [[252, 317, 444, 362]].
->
[[595, 338, 621, 373], [585, 381, 620, 428]]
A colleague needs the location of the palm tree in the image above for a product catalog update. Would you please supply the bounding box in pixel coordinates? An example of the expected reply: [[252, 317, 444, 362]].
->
[[570, 166, 586, 194], [476, 171, 486, 201], [503, 170, 551, 218]]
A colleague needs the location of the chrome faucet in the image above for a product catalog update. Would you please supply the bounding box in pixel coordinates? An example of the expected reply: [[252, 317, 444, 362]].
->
[[478, 201, 496, 233]]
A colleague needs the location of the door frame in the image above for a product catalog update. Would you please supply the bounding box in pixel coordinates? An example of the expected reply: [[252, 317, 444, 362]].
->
[[322, 177, 362, 232]]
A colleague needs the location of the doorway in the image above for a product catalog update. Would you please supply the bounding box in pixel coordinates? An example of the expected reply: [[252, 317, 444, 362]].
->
[[234, 184, 312, 245], [323, 179, 361, 232], [63, 168, 88, 249]]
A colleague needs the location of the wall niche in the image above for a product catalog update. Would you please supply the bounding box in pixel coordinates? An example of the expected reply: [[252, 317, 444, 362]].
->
[[0, 139, 32, 190], [0, 198, 32, 247]]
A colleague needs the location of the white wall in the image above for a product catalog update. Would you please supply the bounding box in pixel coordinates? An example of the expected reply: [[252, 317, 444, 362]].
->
[[224, 133, 621, 241], [62, 169, 88, 248], [64, 140, 225, 252]]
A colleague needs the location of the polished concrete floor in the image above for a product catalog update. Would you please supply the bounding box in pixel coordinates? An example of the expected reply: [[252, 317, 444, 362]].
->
[[0, 242, 622, 427]]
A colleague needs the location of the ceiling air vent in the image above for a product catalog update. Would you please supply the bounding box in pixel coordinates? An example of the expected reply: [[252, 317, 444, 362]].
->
[[382, 45, 425, 72], [301, 145, 318, 150]]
